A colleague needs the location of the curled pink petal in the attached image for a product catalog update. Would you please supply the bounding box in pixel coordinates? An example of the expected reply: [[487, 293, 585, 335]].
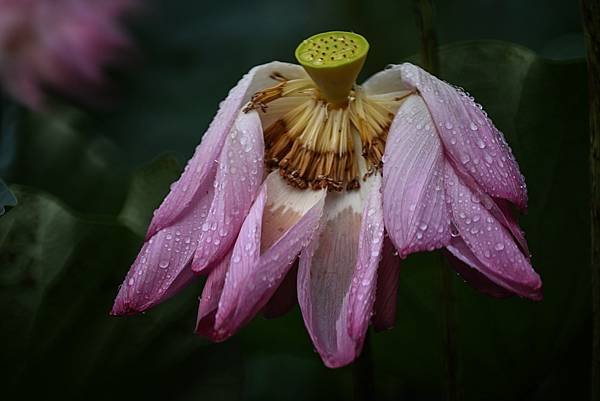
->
[[444, 164, 542, 300], [397, 63, 527, 209], [147, 62, 305, 239], [192, 110, 264, 273], [298, 176, 383, 368], [214, 173, 326, 340], [111, 188, 213, 315], [372, 237, 401, 331], [383, 95, 451, 257]]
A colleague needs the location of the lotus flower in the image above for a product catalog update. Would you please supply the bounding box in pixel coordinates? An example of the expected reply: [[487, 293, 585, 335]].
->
[[0, 0, 136, 108], [112, 32, 542, 368]]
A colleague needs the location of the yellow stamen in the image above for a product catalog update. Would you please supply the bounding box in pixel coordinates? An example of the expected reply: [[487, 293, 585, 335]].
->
[[243, 32, 413, 191]]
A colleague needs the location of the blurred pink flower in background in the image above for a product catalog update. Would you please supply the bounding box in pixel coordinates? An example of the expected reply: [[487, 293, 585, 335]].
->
[[0, 0, 137, 109]]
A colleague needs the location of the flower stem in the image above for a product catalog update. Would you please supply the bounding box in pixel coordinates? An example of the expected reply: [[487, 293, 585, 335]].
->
[[581, 1, 600, 400], [353, 331, 375, 401]]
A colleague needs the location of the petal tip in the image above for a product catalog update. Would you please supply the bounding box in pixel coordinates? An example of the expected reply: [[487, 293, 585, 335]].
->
[[109, 297, 148, 316]]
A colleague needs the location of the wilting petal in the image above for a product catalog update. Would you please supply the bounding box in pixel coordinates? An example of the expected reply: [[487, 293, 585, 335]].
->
[[196, 250, 232, 340], [192, 110, 264, 273], [372, 237, 401, 331], [444, 165, 542, 300], [213, 173, 325, 340], [111, 190, 213, 315], [397, 63, 527, 209], [262, 263, 298, 319], [444, 241, 513, 299], [298, 176, 383, 368], [147, 62, 306, 238], [383, 95, 451, 257], [347, 175, 385, 340]]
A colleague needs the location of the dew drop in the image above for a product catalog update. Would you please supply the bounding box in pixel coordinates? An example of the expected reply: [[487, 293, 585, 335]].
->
[[450, 224, 460, 237]]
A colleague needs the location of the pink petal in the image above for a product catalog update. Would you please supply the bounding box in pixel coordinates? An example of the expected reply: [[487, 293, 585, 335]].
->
[[195, 250, 232, 341], [213, 173, 326, 340], [397, 63, 527, 209], [445, 241, 513, 299], [262, 263, 298, 319], [298, 176, 384, 368], [146, 62, 306, 238], [111, 188, 213, 315], [372, 237, 401, 331], [191, 110, 264, 273], [348, 175, 385, 340], [383, 95, 451, 257], [444, 164, 542, 300]]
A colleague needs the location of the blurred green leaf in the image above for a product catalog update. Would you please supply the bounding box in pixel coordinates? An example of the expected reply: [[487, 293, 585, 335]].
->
[[0, 180, 244, 401]]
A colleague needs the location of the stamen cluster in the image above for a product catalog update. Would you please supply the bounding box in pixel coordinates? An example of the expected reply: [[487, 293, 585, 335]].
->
[[244, 75, 409, 191]]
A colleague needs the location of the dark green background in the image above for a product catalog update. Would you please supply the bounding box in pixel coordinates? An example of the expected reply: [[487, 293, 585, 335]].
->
[[0, 1, 590, 400]]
